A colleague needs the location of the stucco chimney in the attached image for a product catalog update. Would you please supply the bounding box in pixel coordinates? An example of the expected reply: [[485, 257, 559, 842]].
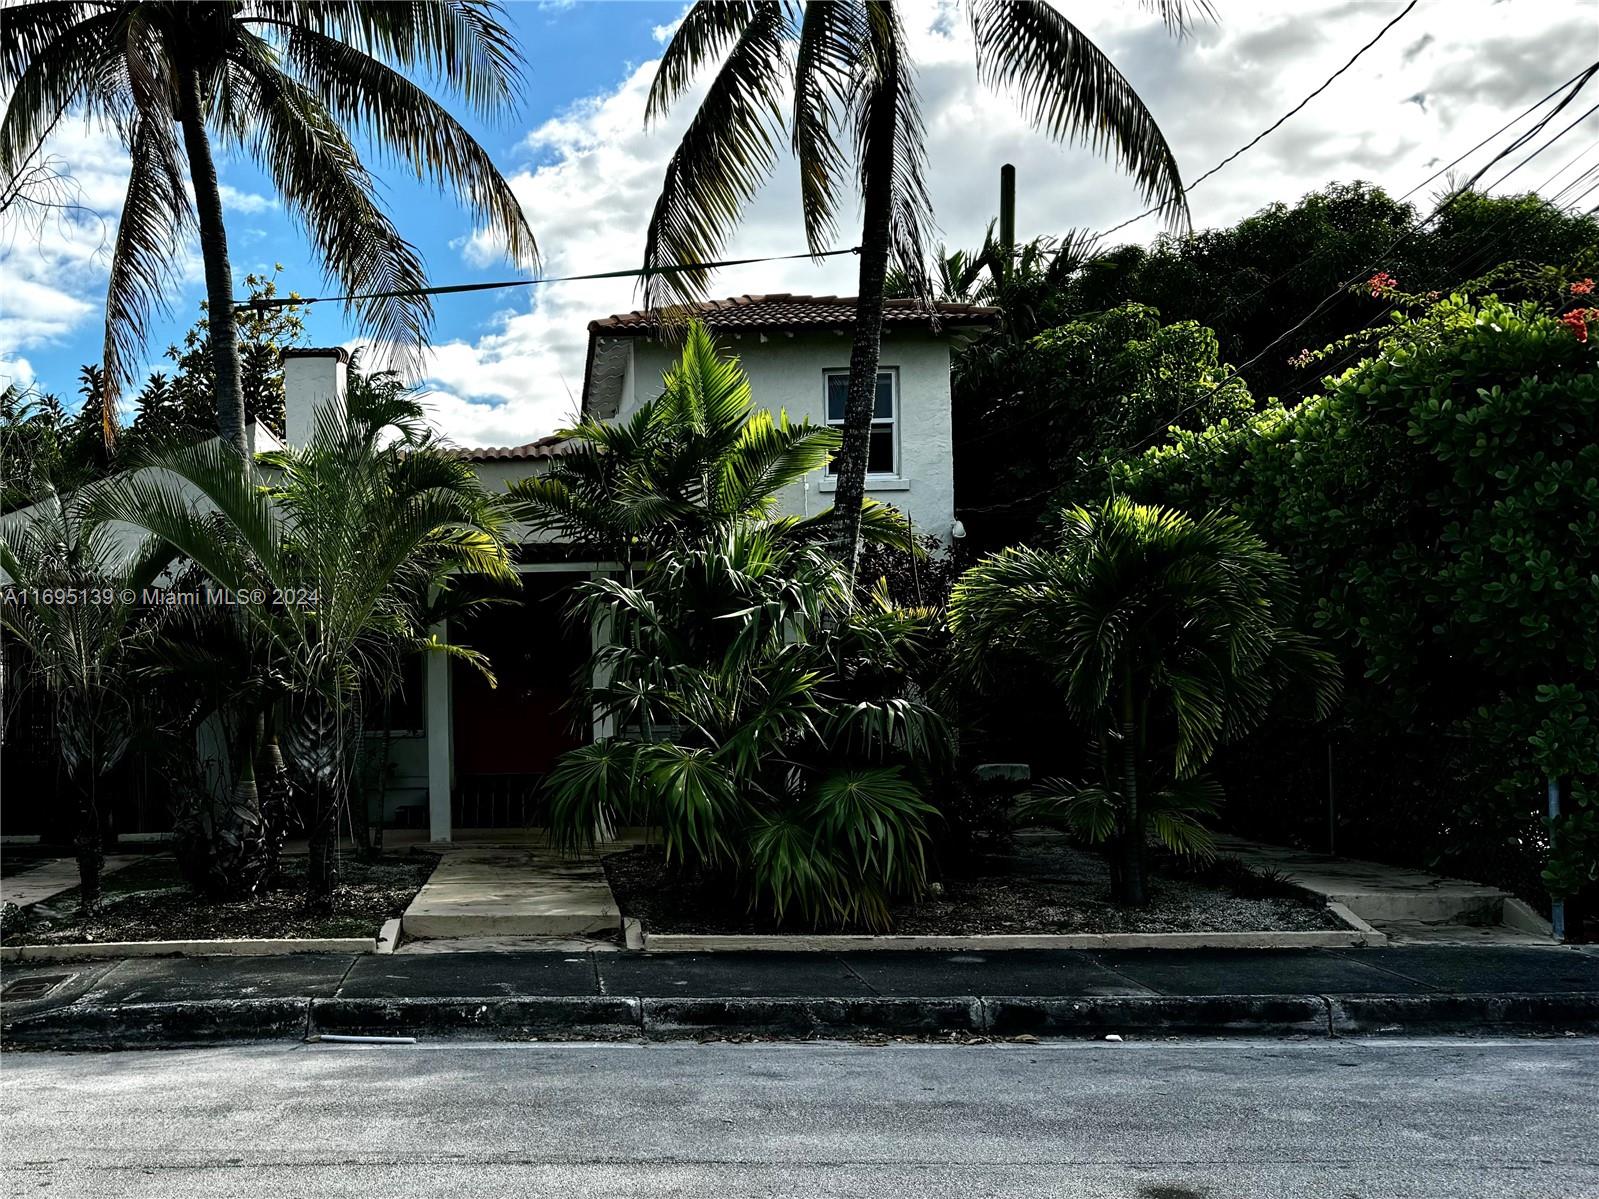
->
[[280, 347, 350, 447]]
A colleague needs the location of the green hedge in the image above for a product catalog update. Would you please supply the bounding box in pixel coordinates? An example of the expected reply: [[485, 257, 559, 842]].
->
[[1119, 296, 1599, 906]]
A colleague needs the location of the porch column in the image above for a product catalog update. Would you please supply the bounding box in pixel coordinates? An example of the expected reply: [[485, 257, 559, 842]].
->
[[426, 620, 453, 841], [590, 570, 615, 741]]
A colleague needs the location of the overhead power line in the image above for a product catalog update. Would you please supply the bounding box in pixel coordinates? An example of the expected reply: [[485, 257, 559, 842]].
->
[[1482, 101, 1599, 193], [236, 245, 860, 313], [241, 1, 1421, 315], [1096, 0, 1420, 241], [1227, 59, 1598, 380]]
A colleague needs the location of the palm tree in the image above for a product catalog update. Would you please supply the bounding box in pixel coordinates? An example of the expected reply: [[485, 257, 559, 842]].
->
[[1, 1, 537, 454], [0, 482, 174, 909], [948, 498, 1340, 906], [639, 1, 1198, 575], [545, 522, 948, 929], [92, 381, 516, 909], [507, 319, 910, 574]]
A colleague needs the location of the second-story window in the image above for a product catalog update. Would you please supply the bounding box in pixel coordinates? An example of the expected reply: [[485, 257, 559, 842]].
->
[[824, 369, 897, 476]]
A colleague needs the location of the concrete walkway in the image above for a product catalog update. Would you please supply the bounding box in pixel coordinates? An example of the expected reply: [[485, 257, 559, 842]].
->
[[0, 855, 141, 910], [1214, 835, 1554, 945], [400, 844, 621, 941]]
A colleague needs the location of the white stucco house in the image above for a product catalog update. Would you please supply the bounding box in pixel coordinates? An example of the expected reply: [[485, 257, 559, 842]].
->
[[2, 293, 996, 841], [366, 293, 998, 842]]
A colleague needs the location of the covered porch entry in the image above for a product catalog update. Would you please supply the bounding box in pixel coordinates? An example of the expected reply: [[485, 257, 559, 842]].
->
[[424, 564, 602, 842]]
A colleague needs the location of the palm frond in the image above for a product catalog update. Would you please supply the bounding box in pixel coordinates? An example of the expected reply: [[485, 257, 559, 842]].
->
[[99, 110, 194, 443], [791, 0, 860, 253], [640, 1, 790, 309], [968, 0, 1189, 230], [281, 22, 537, 267], [232, 41, 434, 368]]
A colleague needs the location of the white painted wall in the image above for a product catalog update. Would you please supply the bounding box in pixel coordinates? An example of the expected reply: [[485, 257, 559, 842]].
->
[[622, 330, 958, 545]]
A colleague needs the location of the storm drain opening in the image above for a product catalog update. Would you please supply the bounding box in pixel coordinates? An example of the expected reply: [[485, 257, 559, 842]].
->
[[2, 973, 74, 1001]]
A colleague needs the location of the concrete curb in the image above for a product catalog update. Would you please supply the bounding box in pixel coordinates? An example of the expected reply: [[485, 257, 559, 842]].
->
[[640, 997, 985, 1038], [2, 999, 311, 1047], [8, 991, 1597, 1048], [1327, 992, 1599, 1035], [639, 926, 1373, 953], [982, 994, 1331, 1037], [311, 996, 641, 1039], [0, 937, 378, 963]]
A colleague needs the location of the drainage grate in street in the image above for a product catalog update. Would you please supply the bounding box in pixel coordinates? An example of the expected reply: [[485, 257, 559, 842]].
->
[[2, 973, 73, 1000]]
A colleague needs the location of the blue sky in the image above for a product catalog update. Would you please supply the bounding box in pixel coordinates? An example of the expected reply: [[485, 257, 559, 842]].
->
[[4, 0, 1597, 446], [3, 2, 672, 400]]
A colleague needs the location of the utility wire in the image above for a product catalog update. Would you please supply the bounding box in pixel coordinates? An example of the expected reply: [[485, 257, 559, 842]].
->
[[1564, 174, 1599, 211], [1226, 59, 1598, 382], [1278, 155, 1599, 407], [239, 2, 1420, 313], [967, 63, 1599, 452], [1533, 138, 1599, 195], [1096, 0, 1419, 241], [235, 245, 861, 312], [1483, 102, 1599, 192]]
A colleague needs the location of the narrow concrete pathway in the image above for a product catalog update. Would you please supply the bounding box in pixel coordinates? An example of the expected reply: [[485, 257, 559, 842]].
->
[[1213, 835, 1554, 945], [400, 844, 621, 941], [0, 855, 142, 910]]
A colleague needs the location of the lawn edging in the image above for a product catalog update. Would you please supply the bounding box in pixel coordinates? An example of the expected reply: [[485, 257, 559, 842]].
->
[[638, 921, 1380, 953], [0, 936, 380, 963]]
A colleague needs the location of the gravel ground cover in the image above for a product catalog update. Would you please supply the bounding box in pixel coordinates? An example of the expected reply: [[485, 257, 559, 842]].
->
[[2, 851, 438, 945], [604, 834, 1343, 936]]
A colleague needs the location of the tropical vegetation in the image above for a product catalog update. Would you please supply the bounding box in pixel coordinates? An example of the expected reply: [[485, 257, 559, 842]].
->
[[544, 525, 948, 929], [0, 483, 173, 909], [88, 380, 515, 909], [1119, 293, 1599, 907], [508, 320, 914, 572], [0, 0, 537, 451], [949, 497, 1340, 906], [638, 0, 1196, 574]]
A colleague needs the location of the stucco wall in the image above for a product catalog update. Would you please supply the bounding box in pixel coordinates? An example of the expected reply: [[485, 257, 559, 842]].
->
[[624, 330, 957, 545]]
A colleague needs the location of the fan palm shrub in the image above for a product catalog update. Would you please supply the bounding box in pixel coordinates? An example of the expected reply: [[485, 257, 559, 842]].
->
[[92, 384, 515, 910], [126, 585, 298, 899], [544, 524, 948, 929], [507, 319, 913, 572], [0, 484, 174, 910], [1, 0, 536, 451], [639, 1, 1198, 573], [948, 497, 1339, 905]]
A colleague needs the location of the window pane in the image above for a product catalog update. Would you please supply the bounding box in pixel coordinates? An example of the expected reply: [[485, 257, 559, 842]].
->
[[875, 372, 894, 419], [826, 374, 848, 422], [867, 425, 895, 474]]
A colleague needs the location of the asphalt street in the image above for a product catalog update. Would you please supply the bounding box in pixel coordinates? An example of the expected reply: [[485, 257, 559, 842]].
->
[[2, 1037, 1595, 1198]]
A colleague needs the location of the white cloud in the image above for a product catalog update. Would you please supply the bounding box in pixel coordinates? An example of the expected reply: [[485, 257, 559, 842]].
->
[[0, 118, 127, 358], [0, 355, 37, 391], [13, 1, 1594, 444], [420, 0, 1598, 448], [217, 184, 277, 214], [0, 115, 211, 372]]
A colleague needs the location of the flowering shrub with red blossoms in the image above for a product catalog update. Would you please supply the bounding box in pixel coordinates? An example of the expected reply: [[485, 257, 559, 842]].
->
[[1120, 296, 1599, 921], [1561, 308, 1595, 342]]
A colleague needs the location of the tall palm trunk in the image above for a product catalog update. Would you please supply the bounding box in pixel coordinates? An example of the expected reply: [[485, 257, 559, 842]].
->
[[306, 781, 341, 913], [1113, 679, 1147, 907], [834, 82, 898, 580], [175, 66, 248, 461], [73, 772, 104, 914], [256, 725, 292, 886]]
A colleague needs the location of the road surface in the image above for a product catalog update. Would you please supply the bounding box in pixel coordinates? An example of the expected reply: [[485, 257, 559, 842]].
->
[[3, 1037, 1595, 1197]]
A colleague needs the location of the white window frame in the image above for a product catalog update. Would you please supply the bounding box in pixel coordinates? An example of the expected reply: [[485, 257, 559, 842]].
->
[[822, 367, 900, 481]]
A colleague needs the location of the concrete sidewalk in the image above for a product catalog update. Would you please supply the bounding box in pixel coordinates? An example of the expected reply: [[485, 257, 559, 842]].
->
[[4, 944, 1597, 1047]]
